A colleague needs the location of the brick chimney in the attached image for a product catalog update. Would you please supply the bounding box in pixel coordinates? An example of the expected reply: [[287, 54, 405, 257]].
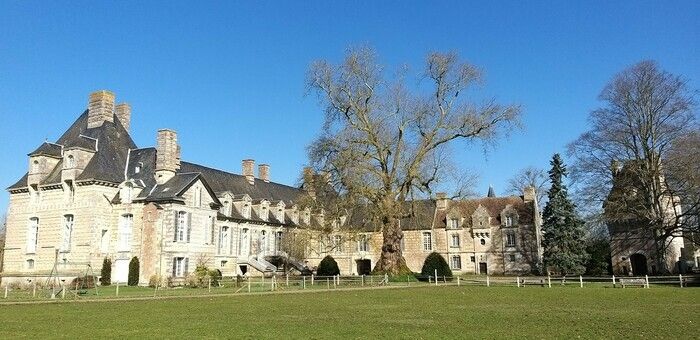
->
[[87, 90, 115, 129], [242, 159, 255, 185], [258, 164, 270, 183], [436, 192, 448, 210], [115, 103, 131, 132], [155, 129, 180, 184]]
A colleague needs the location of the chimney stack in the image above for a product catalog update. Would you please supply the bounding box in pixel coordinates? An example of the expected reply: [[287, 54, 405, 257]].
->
[[242, 159, 255, 185], [523, 186, 536, 203], [435, 192, 448, 210], [155, 129, 180, 184], [258, 164, 270, 183], [115, 103, 131, 132], [87, 90, 115, 129]]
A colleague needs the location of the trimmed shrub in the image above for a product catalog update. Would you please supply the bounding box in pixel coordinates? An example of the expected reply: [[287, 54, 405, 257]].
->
[[420, 252, 452, 278], [128, 256, 139, 286], [316, 255, 340, 276], [100, 258, 112, 286]]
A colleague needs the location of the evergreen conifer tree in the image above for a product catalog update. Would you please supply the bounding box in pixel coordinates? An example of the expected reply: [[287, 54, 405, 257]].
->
[[541, 154, 589, 275]]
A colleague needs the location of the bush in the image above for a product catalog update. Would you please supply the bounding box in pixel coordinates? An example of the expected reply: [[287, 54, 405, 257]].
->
[[209, 269, 222, 286], [71, 275, 97, 289], [148, 275, 163, 288], [128, 256, 139, 286], [100, 258, 112, 286], [421, 252, 452, 278], [316, 255, 340, 276]]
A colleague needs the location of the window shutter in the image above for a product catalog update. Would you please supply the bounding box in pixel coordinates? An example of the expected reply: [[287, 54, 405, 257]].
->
[[172, 258, 176, 277], [184, 258, 189, 275], [173, 211, 179, 242], [186, 213, 192, 243]]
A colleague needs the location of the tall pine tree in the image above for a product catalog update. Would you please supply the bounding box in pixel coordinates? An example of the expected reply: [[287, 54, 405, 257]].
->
[[541, 154, 589, 275]]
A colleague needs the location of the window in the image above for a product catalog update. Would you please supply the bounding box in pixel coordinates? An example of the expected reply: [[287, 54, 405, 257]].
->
[[505, 216, 513, 227], [65, 180, 75, 202], [100, 229, 109, 253], [275, 231, 283, 252], [206, 216, 216, 245], [219, 226, 230, 255], [26, 218, 39, 253], [223, 201, 231, 216], [357, 234, 369, 252], [333, 235, 343, 253], [26, 259, 35, 270], [175, 211, 189, 242], [238, 228, 249, 256], [506, 231, 516, 247], [118, 214, 133, 251], [173, 257, 188, 277], [194, 187, 202, 207], [451, 234, 460, 248], [32, 160, 39, 173], [451, 256, 462, 270], [509, 254, 516, 262], [448, 218, 459, 229], [422, 232, 432, 251], [220, 260, 227, 268], [480, 238, 486, 246], [61, 215, 74, 252], [243, 204, 251, 218], [470, 256, 476, 263], [260, 230, 268, 253], [134, 164, 141, 174], [66, 155, 75, 168]]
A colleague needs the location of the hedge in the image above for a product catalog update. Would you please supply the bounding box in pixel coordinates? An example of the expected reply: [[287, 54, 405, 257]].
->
[[316, 255, 340, 276], [420, 252, 452, 278]]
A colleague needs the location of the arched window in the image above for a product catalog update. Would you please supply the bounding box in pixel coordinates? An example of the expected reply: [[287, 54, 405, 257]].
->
[[175, 211, 188, 242], [260, 230, 267, 253], [219, 226, 230, 255], [480, 238, 486, 246], [26, 218, 39, 253], [239, 228, 250, 256], [66, 155, 75, 168], [32, 160, 39, 173]]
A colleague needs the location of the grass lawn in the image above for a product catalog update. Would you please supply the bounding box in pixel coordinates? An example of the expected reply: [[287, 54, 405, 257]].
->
[[0, 285, 697, 339]]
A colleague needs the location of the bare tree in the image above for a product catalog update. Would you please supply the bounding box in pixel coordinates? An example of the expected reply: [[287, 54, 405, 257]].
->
[[506, 166, 547, 203], [306, 47, 521, 274], [568, 60, 698, 272]]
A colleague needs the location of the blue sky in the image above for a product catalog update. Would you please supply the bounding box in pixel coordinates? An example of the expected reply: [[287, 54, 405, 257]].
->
[[0, 1, 698, 212]]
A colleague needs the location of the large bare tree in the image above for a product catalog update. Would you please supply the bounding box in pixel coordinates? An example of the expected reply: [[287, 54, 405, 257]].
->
[[306, 47, 521, 274], [569, 60, 698, 272], [506, 166, 548, 204]]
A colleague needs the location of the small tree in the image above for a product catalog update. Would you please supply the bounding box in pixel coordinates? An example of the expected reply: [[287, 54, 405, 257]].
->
[[100, 258, 112, 286], [316, 255, 340, 276], [128, 256, 139, 286], [420, 252, 452, 278], [541, 154, 589, 275]]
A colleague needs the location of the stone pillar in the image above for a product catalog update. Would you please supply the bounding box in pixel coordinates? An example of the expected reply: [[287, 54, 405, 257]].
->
[[242, 159, 255, 184], [155, 129, 180, 184], [258, 164, 270, 183], [87, 90, 115, 129], [115, 103, 131, 132]]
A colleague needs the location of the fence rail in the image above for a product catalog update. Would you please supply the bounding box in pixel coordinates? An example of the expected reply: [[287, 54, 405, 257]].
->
[[0, 273, 696, 303]]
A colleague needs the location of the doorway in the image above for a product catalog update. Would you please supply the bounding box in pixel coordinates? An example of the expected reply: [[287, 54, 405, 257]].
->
[[630, 253, 648, 276], [478, 262, 488, 275], [356, 259, 371, 275]]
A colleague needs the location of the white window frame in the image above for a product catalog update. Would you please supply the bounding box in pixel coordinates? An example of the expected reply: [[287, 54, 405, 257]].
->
[[451, 233, 460, 248], [333, 235, 343, 253], [448, 218, 459, 229], [506, 231, 516, 247], [176, 211, 187, 242], [194, 187, 202, 207], [118, 214, 133, 251], [174, 257, 187, 277], [61, 215, 74, 252], [451, 255, 462, 270], [260, 230, 268, 253], [100, 229, 110, 253], [505, 216, 513, 227], [357, 234, 369, 252], [26, 218, 39, 253], [239, 228, 249, 256], [219, 226, 230, 255], [66, 155, 75, 168], [422, 232, 432, 251], [275, 231, 283, 252]]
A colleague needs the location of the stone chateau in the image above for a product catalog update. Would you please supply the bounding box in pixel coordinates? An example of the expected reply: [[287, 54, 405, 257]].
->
[[1, 90, 542, 284]]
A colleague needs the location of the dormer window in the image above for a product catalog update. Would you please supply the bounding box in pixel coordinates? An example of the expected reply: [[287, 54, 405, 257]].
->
[[448, 218, 459, 229], [243, 204, 251, 218], [32, 160, 39, 173], [134, 165, 141, 174], [505, 216, 513, 227], [223, 201, 231, 216]]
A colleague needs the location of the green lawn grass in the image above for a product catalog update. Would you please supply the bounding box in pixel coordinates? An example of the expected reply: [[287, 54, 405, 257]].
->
[[0, 286, 697, 339]]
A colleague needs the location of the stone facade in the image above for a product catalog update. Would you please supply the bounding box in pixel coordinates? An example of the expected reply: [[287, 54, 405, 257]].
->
[[2, 90, 543, 286]]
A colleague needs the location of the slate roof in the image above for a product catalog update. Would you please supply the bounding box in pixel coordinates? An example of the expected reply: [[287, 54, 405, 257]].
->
[[8, 110, 136, 190], [435, 196, 534, 228], [28, 142, 63, 157]]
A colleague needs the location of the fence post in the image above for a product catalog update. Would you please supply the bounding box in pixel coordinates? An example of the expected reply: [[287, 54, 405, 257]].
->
[[311, 274, 314, 286], [385, 274, 388, 285], [547, 275, 551, 288], [679, 274, 683, 288], [303, 276, 306, 289], [407, 275, 410, 286], [333, 275, 337, 288], [370, 276, 374, 285], [486, 275, 490, 287], [457, 276, 460, 286], [248, 278, 251, 293], [327, 277, 330, 290], [362, 275, 365, 286], [286, 274, 289, 287], [434, 269, 438, 286], [208, 277, 212, 293], [645, 275, 650, 289], [3, 286, 7, 299], [517, 276, 520, 288], [62, 283, 66, 299], [579, 275, 583, 288], [33, 280, 37, 298], [116, 282, 119, 297], [612, 275, 616, 288]]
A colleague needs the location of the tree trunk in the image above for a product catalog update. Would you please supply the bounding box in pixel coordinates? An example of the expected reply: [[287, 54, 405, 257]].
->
[[372, 217, 412, 275]]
